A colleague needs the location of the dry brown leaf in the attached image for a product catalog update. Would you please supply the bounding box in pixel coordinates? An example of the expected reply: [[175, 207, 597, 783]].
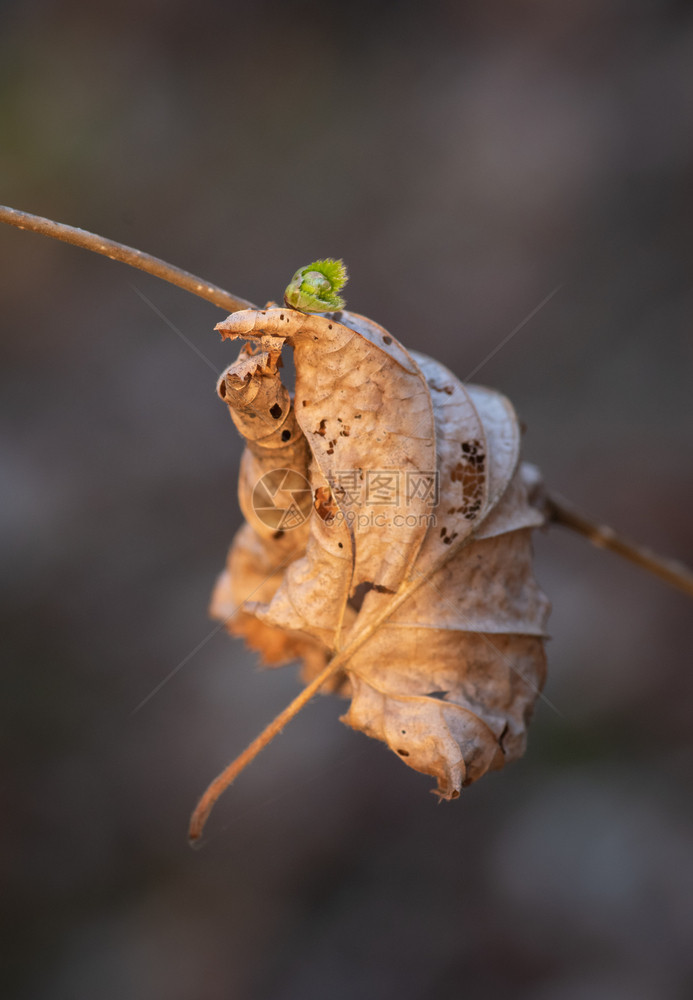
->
[[212, 305, 550, 799]]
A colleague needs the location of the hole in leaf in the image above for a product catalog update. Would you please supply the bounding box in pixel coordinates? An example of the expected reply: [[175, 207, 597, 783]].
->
[[396, 748, 409, 757], [270, 403, 282, 419], [348, 580, 395, 613], [281, 429, 291, 441]]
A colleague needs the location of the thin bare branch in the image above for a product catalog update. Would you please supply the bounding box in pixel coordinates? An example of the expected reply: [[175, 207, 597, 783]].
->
[[545, 492, 693, 599], [0, 205, 257, 313]]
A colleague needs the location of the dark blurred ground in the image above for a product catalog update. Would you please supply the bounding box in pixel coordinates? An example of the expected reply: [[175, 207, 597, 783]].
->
[[2, 2, 693, 998]]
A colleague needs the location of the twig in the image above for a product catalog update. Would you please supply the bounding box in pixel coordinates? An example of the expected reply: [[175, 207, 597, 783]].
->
[[0, 205, 256, 313], [544, 492, 693, 599]]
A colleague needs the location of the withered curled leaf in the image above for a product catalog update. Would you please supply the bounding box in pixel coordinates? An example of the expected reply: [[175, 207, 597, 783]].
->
[[209, 305, 550, 806]]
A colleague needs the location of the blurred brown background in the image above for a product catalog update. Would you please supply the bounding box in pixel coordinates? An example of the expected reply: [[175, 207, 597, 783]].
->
[[2, 2, 693, 998]]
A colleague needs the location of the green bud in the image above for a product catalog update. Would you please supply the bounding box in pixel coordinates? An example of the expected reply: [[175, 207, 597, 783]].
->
[[284, 258, 348, 312]]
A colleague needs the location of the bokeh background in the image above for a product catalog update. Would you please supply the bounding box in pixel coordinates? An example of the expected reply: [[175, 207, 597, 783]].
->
[[2, 2, 693, 998]]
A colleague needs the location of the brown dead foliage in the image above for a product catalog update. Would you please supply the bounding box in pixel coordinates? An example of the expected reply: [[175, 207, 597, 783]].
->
[[210, 306, 550, 799]]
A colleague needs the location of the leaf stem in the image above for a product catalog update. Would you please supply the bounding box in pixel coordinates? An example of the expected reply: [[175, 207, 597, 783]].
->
[[188, 656, 345, 843], [545, 492, 693, 599], [0, 205, 256, 313], [188, 520, 490, 842]]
